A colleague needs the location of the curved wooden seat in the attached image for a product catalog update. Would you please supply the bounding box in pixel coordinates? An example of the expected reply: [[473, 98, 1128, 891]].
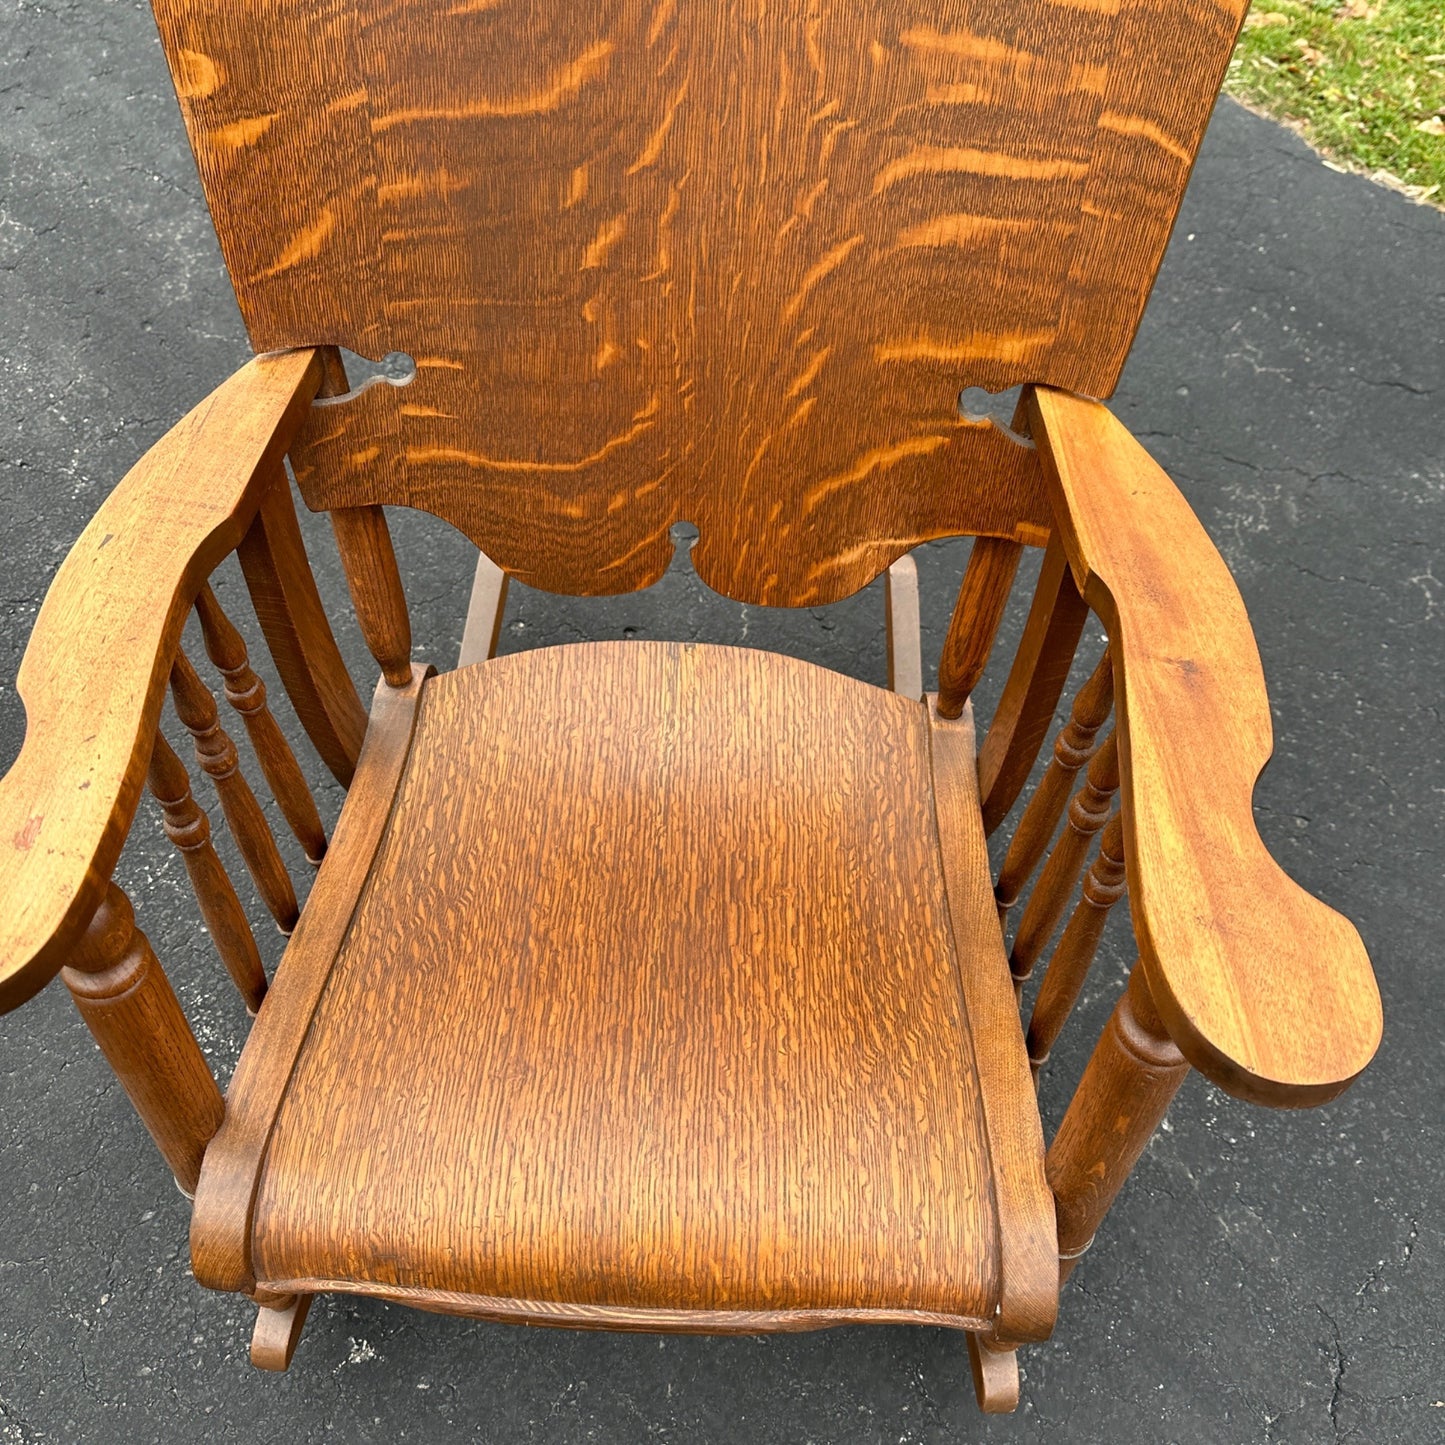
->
[[193, 641, 1056, 1340]]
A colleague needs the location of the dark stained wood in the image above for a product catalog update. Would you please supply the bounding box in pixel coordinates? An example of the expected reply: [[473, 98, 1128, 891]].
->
[[1027, 811, 1127, 1078], [1008, 731, 1119, 993], [61, 883, 225, 1195], [1029, 385, 1382, 1106], [193, 666, 432, 1295], [1046, 965, 1188, 1283], [195, 583, 328, 863], [150, 0, 1250, 603], [976, 533, 1089, 836], [147, 730, 269, 1013], [994, 645, 1113, 922], [201, 642, 1049, 1335], [936, 537, 1023, 719], [329, 506, 413, 688], [928, 699, 1057, 1344], [0, 350, 322, 1013], [170, 648, 300, 934]]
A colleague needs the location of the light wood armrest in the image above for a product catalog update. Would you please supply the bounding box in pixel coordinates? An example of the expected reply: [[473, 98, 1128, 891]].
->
[[1028, 385, 1382, 1107], [0, 349, 324, 1013]]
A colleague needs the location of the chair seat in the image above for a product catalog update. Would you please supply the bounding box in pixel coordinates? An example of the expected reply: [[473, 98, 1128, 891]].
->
[[194, 642, 1056, 1338]]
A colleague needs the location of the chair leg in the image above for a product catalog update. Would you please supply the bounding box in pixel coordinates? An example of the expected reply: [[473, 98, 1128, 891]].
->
[[884, 553, 923, 700], [966, 1333, 1021, 1413], [251, 1292, 313, 1371]]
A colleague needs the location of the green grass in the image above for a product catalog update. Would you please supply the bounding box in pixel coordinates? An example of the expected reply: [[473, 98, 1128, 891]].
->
[[1227, 0, 1445, 203]]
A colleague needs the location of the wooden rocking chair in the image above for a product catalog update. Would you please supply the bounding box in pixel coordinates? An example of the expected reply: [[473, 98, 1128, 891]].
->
[[0, 0, 1383, 1414]]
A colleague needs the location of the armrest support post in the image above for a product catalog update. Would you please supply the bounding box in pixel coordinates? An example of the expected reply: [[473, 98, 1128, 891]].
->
[[1046, 964, 1188, 1284], [61, 883, 225, 1196]]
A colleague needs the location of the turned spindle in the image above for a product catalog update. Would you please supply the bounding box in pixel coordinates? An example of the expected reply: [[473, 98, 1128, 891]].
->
[[330, 504, 413, 688], [1008, 730, 1120, 994], [147, 731, 268, 1013], [936, 536, 1024, 719], [995, 646, 1114, 926], [1027, 812, 1127, 1079], [1047, 965, 1189, 1284], [194, 583, 327, 864], [61, 883, 225, 1195], [171, 647, 299, 933]]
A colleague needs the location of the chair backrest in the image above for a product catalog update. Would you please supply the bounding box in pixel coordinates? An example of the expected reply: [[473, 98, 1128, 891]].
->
[[151, 0, 1247, 604]]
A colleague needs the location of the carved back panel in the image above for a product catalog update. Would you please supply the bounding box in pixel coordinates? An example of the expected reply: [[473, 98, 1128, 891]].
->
[[151, 0, 1247, 603]]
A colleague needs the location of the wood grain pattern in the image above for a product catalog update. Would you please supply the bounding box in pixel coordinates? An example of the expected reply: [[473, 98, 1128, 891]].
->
[[928, 699, 1057, 1343], [1007, 730, 1119, 992], [1046, 964, 1188, 1283], [0, 349, 321, 1013], [61, 883, 225, 1195], [1029, 386, 1383, 1106], [994, 644, 1113, 923], [170, 648, 300, 934], [1027, 811, 1127, 1079], [329, 505, 414, 687], [147, 730, 269, 1013], [236, 464, 368, 788], [936, 537, 1023, 719], [150, 0, 1249, 603], [192, 665, 431, 1295], [219, 642, 1049, 1329], [976, 532, 1089, 836], [195, 583, 328, 863]]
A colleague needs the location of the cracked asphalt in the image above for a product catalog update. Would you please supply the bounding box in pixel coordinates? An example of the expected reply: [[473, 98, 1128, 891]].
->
[[2, 3, 1442, 1441]]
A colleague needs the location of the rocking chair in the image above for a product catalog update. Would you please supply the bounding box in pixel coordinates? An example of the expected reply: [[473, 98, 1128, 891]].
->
[[0, 0, 1382, 1414]]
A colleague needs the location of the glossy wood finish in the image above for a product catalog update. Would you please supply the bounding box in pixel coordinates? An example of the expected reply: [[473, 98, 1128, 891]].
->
[[330, 506, 413, 687], [192, 666, 431, 1296], [151, 0, 1249, 604], [884, 554, 922, 701], [928, 700, 1056, 1343], [1046, 965, 1188, 1283], [195, 583, 328, 863], [1027, 812, 1127, 1078], [976, 533, 1089, 836], [994, 645, 1113, 923], [1029, 386, 1383, 1105], [198, 643, 1053, 1341], [236, 465, 368, 787], [0, 349, 322, 1013], [61, 883, 225, 1195], [457, 549, 510, 669], [1008, 730, 1119, 993], [147, 730, 268, 1013], [936, 537, 1023, 719], [170, 648, 300, 934]]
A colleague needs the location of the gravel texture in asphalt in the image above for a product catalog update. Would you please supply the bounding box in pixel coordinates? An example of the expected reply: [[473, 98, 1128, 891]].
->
[[1, 4, 1442, 1441]]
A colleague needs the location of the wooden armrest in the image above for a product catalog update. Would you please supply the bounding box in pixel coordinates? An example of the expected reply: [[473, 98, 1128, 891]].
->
[[0, 349, 324, 1013], [1028, 386, 1382, 1107]]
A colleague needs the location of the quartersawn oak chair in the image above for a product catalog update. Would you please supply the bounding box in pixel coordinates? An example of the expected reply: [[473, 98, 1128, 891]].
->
[[0, 0, 1382, 1415]]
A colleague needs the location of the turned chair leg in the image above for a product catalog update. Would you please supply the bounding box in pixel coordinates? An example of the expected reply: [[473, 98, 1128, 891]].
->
[[251, 1292, 313, 1371], [966, 1334, 1021, 1413]]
